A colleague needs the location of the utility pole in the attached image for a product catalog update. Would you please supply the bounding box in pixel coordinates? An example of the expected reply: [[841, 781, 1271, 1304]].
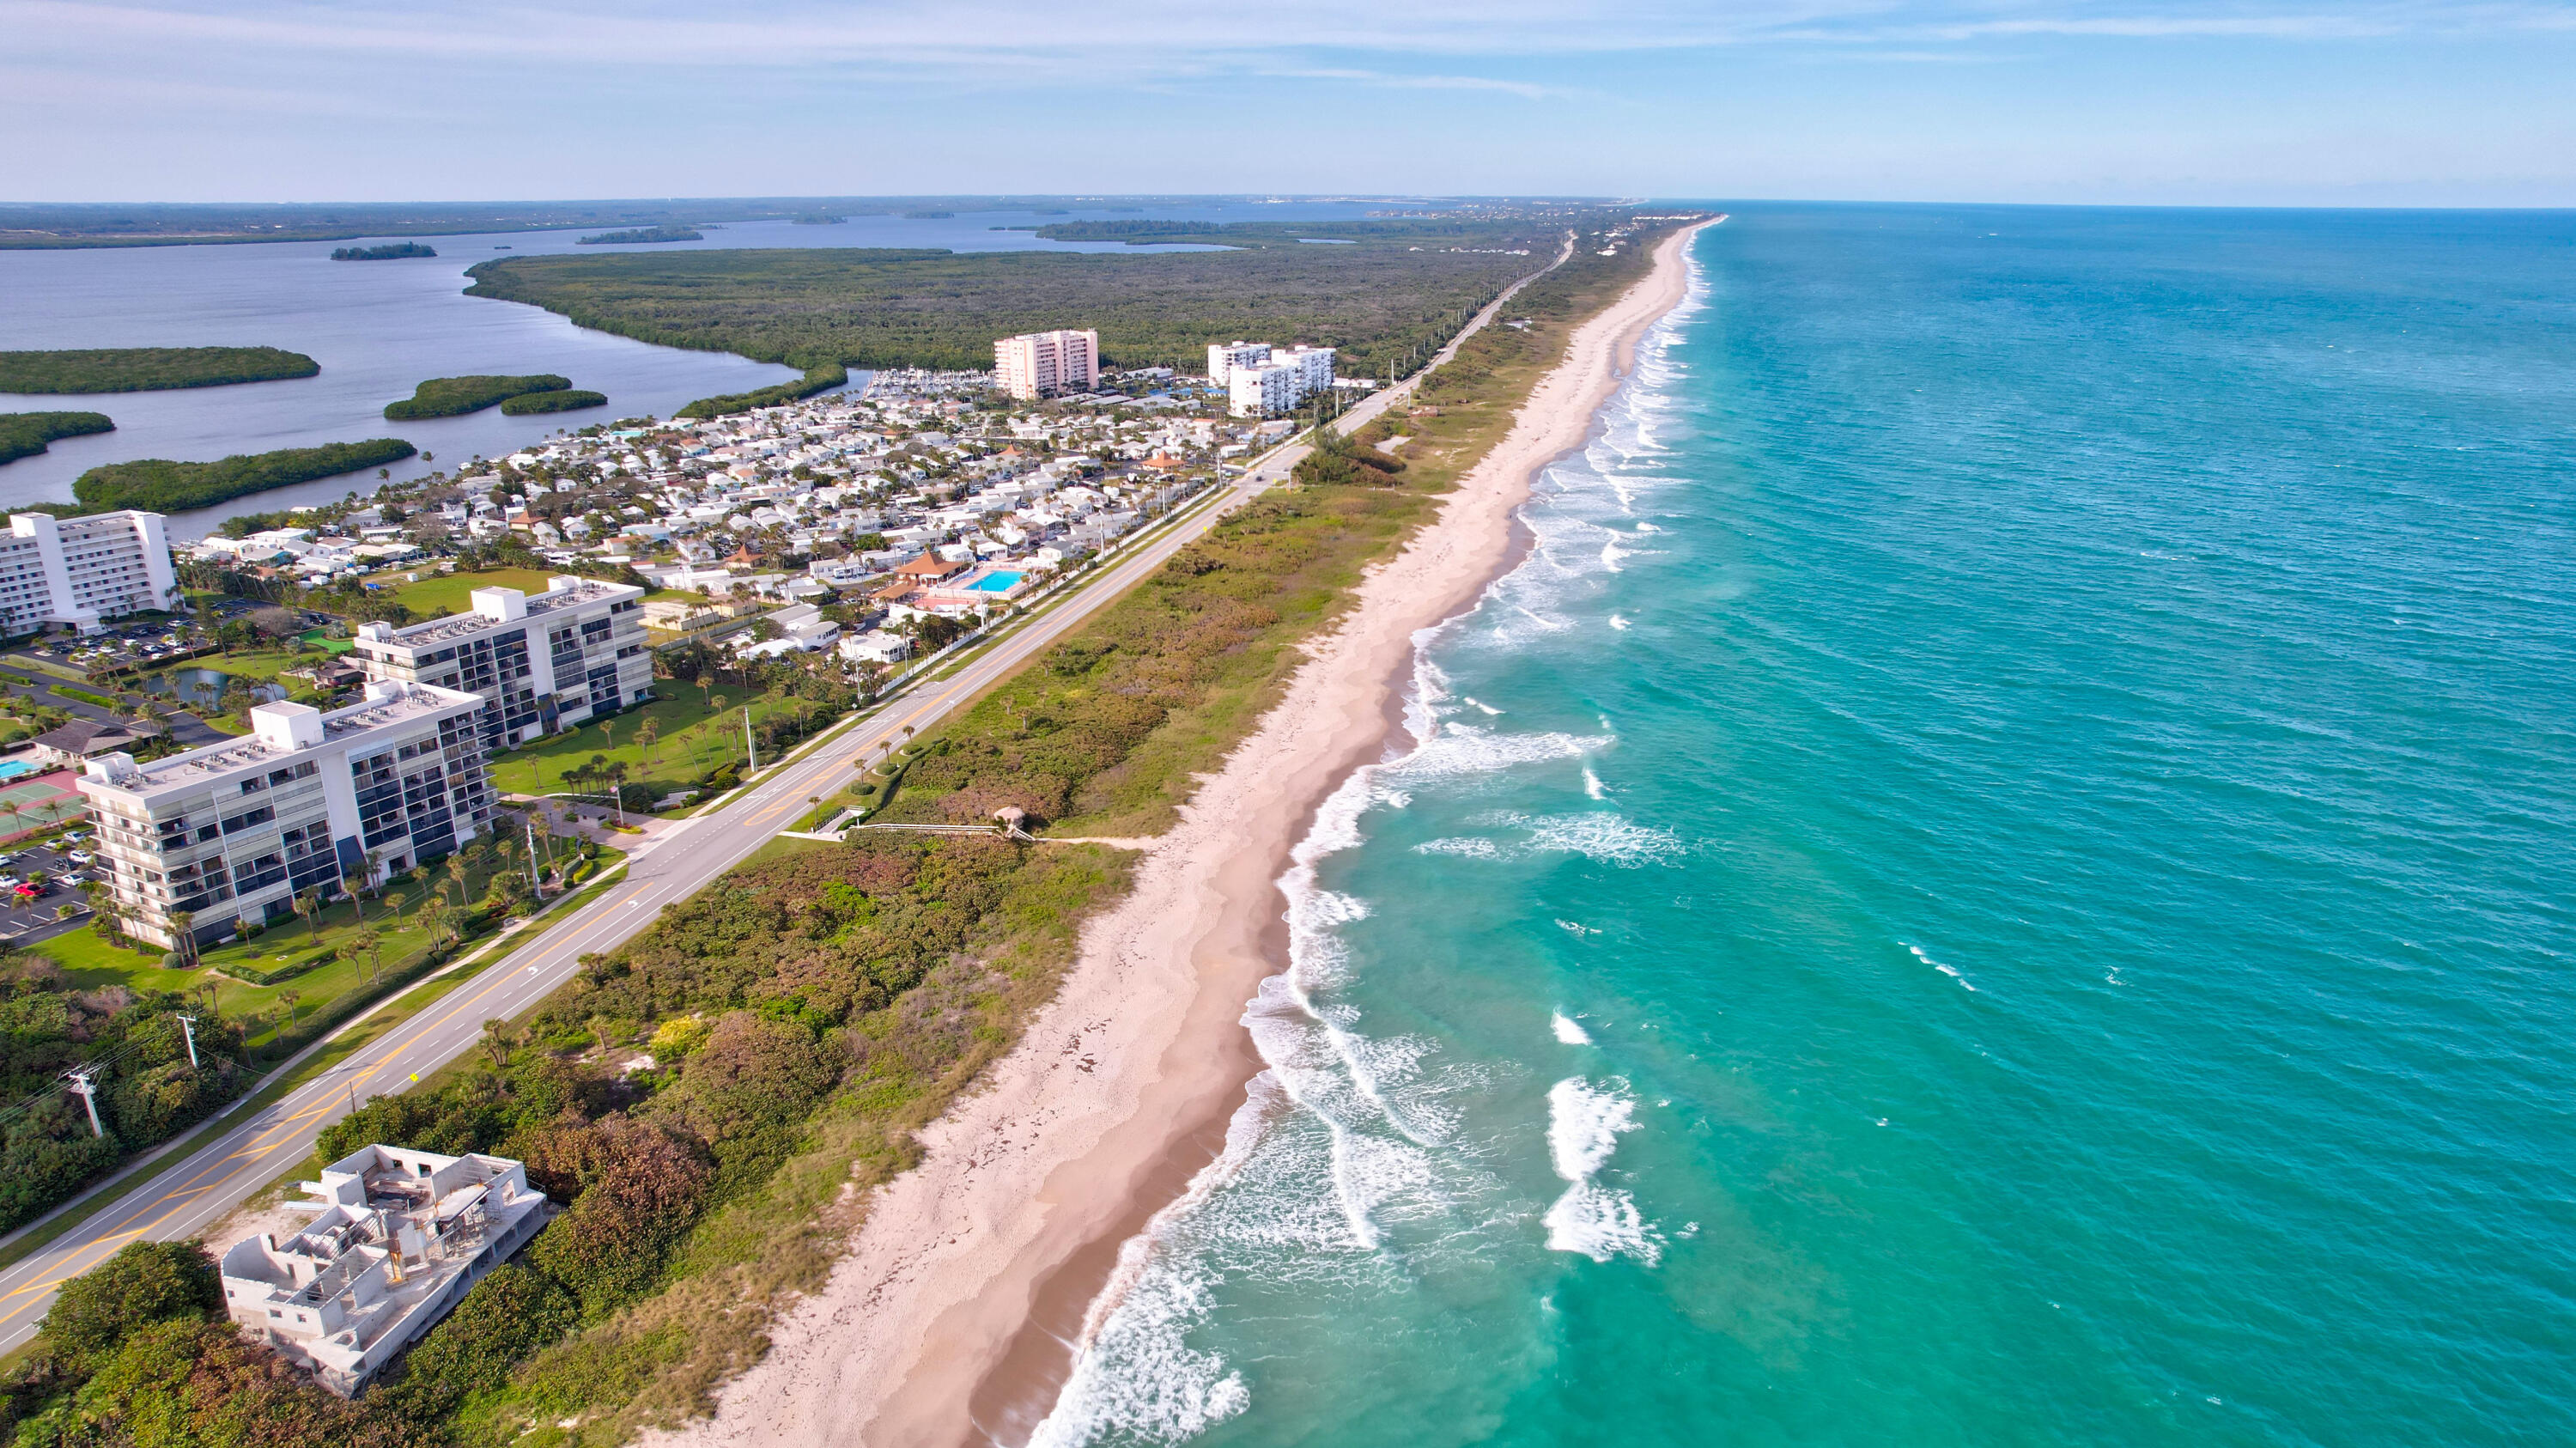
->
[[524, 815, 543, 896], [63, 1068, 102, 1137], [176, 1015, 200, 1068], [744, 706, 757, 774]]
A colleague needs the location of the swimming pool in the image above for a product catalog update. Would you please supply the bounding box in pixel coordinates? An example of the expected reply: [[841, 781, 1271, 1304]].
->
[[0, 760, 34, 782], [965, 571, 1024, 593]]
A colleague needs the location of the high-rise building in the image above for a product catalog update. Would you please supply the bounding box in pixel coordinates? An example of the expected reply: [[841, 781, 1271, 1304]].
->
[[0, 511, 180, 635], [994, 329, 1101, 399], [348, 578, 652, 750], [78, 683, 495, 947], [1206, 341, 1273, 386], [1224, 345, 1338, 417]]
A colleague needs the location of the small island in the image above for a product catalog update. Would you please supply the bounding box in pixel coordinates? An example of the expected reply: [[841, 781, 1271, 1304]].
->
[[576, 226, 702, 245], [1035, 219, 1224, 242], [385, 374, 572, 419], [0, 345, 319, 393], [73, 437, 415, 512], [791, 213, 848, 225], [330, 242, 438, 260], [499, 388, 608, 415], [0, 411, 114, 465], [902, 210, 955, 220]]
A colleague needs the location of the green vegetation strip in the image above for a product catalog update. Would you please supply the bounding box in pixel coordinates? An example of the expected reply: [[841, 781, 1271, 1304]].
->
[[331, 242, 436, 260], [577, 226, 702, 245], [501, 387, 608, 416], [386, 374, 569, 420], [0, 413, 112, 465], [677, 365, 845, 421], [72, 437, 415, 513], [0, 347, 318, 394]]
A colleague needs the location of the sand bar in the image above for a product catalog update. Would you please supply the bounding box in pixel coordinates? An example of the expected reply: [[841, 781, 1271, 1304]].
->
[[653, 217, 1710, 1448]]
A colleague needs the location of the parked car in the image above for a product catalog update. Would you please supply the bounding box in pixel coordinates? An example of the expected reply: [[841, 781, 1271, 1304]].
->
[[57, 873, 86, 887], [65, 851, 90, 864]]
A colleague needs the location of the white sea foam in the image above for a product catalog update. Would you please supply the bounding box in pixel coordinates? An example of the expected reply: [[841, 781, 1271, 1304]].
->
[[1910, 942, 1977, 992], [1461, 695, 1504, 715], [1583, 766, 1607, 800], [1556, 919, 1600, 937], [1552, 1013, 1594, 1045], [1522, 812, 1681, 867], [1607, 613, 1631, 631], [1541, 1078, 1661, 1265], [1380, 724, 1607, 785], [1415, 837, 1503, 859], [1600, 538, 1629, 573]]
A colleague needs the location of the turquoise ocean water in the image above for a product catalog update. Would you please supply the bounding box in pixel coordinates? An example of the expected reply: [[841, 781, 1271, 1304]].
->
[[1029, 206, 2575, 1447]]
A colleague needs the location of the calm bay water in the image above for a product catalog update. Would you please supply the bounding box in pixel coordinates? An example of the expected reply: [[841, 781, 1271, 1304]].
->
[[1033, 206, 2576, 1447], [0, 200, 1375, 536]]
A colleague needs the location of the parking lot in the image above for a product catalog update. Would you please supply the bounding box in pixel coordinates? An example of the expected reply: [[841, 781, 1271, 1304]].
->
[[0, 835, 93, 943]]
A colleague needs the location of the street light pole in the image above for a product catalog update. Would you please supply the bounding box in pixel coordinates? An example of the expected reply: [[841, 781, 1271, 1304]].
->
[[176, 1015, 199, 1068]]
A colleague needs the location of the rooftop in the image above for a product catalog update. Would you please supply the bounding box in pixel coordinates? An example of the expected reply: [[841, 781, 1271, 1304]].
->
[[78, 680, 479, 804]]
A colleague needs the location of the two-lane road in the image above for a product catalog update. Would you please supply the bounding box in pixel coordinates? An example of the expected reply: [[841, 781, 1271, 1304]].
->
[[0, 237, 1572, 1354]]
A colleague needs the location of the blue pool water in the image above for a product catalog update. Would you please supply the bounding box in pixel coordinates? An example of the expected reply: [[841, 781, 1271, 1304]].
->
[[1031, 206, 2576, 1447], [969, 571, 1026, 593], [0, 761, 37, 782]]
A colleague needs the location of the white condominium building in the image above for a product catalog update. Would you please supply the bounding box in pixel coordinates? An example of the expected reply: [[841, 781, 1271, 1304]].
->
[[994, 329, 1102, 399], [79, 683, 495, 948], [1206, 341, 1273, 386], [1224, 345, 1337, 417], [349, 578, 652, 750], [222, 1144, 552, 1396], [0, 510, 180, 636]]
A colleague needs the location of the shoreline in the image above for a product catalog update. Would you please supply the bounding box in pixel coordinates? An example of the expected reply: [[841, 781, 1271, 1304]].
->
[[653, 217, 1712, 1448]]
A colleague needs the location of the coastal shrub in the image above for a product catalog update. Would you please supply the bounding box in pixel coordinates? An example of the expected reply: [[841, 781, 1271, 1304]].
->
[[0, 411, 113, 465], [37, 1239, 221, 1373], [501, 386, 609, 416], [72, 437, 415, 513], [527, 1121, 715, 1320], [387, 1265, 576, 1399], [0, 346, 318, 394], [384, 373, 568, 420]]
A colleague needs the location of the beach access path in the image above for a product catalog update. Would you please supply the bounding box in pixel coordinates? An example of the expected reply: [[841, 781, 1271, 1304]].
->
[[657, 218, 1713, 1448]]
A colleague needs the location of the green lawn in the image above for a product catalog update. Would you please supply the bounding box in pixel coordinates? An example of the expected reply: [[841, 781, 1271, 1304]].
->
[[31, 843, 605, 1051], [483, 688, 812, 800], [380, 566, 560, 620]]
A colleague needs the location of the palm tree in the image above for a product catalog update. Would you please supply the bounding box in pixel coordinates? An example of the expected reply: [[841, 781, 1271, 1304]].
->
[[349, 929, 382, 985], [418, 897, 455, 946], [383, 889, 407, 924], [637, 717, 659, 770], [605, 762, 631, 824], [294, 885, 325, 939], [341, 874, 368, 923], [167, 910, 197, 967], [280, 989, 301, 1025]]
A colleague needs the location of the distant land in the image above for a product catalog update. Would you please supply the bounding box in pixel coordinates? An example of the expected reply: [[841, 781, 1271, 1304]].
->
[[791, 213, 848, 225], [0, 411, 114, 465], [500, 388, 608, 415], [578, 226, 703, 245], [331, 241, 437, 260], [0, 346, 319, 393], [462, 210, 1601, 384], [0, 195, 1522, 248], [902, 210, 956, 220]]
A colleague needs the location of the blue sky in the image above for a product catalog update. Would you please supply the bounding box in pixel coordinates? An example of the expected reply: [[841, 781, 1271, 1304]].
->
[[7, 0, 2573, 204]]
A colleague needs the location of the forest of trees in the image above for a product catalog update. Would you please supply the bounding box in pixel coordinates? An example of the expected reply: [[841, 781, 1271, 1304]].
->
[[330, 242, 437, 260], [0, 347, 319, 394], [676, 364, 847, 421], [459, 211, 1588, 386], [72, 437, 415, 513], [1030, 218, 1224, 241], [0, 411, 113, 465], [498, 387, 607, 416], [384, 374, 569, 420]]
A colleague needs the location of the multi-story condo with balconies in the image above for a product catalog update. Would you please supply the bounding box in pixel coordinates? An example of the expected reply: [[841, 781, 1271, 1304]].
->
[[0, 510, 180, 636], [346, 578, 652, 750], [78, 682, 494, 948], [994, 329, 1101, 399]]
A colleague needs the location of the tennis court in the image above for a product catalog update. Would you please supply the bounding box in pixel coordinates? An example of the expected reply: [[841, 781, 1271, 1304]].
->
[[0, 775, 86, 835]]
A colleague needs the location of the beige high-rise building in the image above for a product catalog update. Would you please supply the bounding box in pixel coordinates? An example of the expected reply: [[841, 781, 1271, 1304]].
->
[[993, 329, 1100, 399]]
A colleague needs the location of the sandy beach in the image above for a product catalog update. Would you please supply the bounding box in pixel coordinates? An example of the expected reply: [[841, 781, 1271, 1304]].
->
[[654, 217, 1710, 1448]]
